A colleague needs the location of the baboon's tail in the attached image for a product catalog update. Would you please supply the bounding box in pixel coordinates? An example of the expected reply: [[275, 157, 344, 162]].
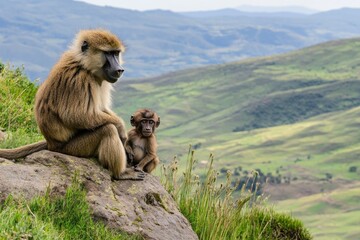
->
[[0, 140, 47, 159]]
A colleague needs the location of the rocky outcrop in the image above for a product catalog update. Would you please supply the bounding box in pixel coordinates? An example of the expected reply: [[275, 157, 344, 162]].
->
[[0, 150, 198, 240]]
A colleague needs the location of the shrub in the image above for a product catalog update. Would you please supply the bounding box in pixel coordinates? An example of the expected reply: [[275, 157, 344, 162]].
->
[[348, 166, 357, 173]]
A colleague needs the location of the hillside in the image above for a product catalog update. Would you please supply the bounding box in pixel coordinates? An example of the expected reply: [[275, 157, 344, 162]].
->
[[115, 37, 360, 159], [113, 38, 360, 239], [2, 1, 360, 81]]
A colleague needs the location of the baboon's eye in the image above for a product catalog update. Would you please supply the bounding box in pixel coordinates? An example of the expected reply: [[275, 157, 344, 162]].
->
[[111, 50, 120, 57], [81, 41, 89, 52], [106, 50, 120, 57], [149, 120, 155, 125]]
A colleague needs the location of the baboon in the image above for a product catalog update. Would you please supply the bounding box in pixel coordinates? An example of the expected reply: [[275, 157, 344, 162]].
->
[[125, 109, 160, 173], [0, 29, 144, 180]]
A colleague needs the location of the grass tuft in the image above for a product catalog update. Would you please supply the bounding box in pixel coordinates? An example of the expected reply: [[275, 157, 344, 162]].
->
[[161, 148, 312, 240]]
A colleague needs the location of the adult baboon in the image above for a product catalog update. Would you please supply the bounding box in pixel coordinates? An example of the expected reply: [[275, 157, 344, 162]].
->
[[125, 109, 160, 173], [0, 29, 144, 180]]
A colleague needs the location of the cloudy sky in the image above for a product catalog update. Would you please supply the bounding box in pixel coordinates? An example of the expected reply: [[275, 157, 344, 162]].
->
[[81, 0, 360, 12]]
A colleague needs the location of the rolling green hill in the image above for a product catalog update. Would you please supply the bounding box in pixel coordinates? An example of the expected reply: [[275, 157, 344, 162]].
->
[[115, 37, 360, 162], [114, 38, 360, 239]]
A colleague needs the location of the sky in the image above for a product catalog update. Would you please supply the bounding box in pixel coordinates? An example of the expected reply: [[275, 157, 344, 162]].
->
[[80, 0, 360, 12]]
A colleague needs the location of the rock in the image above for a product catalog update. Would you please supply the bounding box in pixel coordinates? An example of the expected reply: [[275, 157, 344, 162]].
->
[[0, 150, 198, 240]]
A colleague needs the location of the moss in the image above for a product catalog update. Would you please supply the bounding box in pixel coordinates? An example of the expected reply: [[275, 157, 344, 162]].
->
[[134, 216, 143, 223], [145, 192, 171, 213], [127, 184, 140, 195]]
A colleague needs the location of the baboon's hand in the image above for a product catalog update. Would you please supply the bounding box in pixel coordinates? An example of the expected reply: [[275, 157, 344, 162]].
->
[[113, 168, 146, 181], [133, 165, 144, 172]]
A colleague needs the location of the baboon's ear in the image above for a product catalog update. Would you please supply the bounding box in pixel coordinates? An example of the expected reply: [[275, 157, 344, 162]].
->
[[81, 41, 89, 52], [156, 117, 160, 128], [130, 116, 136, 127]]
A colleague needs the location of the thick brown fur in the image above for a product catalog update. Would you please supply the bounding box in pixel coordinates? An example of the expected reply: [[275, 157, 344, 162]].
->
[[125, 109, 160, 173], [0, 29, 144, 180]]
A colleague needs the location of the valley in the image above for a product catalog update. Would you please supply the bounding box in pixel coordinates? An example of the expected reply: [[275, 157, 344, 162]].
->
[[113, 38, 360, 239]]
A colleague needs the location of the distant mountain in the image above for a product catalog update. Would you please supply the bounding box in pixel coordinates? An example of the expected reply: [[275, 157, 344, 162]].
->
[[180, 8, 308, 18], [1, 0, 360, 81], [312, 7, 360, 17], [181, 5, 316, 18], [236, 5, 318, 14]]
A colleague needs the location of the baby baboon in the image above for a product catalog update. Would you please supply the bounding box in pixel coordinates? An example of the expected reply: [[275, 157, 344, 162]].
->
[[0, 29, 144, 180], [125, 109, 160, 173]]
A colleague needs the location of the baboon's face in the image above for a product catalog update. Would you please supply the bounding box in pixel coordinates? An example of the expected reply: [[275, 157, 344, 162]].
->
[[130, 110, 160, 138], [139, 119, 156, 137], [102, 50, 124, 83], [80, 36, 125, 83]]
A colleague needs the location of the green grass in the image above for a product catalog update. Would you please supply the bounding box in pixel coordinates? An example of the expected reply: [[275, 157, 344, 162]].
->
[[0, 62, 43, 148], [161, 149, 312, 240], [0, 129, 44, 149], [0, 196, 59, 240], [0, 62, 39, 133], [0, 176, 138, 240]]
